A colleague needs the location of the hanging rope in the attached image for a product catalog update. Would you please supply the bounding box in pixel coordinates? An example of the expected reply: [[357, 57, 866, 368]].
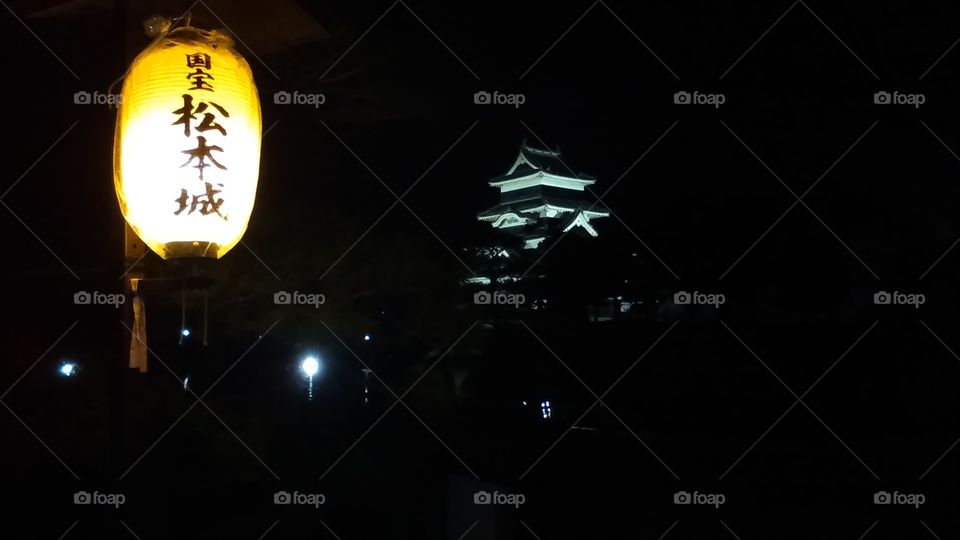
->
[[129, 278, 148, 373]]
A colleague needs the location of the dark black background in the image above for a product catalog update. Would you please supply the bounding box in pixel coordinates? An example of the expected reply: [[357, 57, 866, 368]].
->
[[1, 0, 959, 538]]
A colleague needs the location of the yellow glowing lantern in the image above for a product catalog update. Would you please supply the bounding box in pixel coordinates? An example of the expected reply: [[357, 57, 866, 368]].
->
[[114, 27, 261, 259]]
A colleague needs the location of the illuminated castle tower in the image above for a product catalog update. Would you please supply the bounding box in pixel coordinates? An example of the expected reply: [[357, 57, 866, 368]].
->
[[477, 141, 609, 249]]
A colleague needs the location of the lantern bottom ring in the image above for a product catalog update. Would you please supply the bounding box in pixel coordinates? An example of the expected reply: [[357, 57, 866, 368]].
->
[[164, 241, 221, 259]]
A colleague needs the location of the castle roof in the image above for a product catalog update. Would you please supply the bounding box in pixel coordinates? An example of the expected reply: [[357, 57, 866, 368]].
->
[[489, 141, 596, 188]]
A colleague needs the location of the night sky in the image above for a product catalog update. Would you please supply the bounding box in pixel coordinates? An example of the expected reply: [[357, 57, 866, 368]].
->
[[2, 1, 960, 538]]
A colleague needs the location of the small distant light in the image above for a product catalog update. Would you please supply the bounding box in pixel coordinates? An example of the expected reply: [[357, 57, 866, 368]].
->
[[522, 400, 528, 406], [363, 334, 372, 342], [541, 400, 552, 420], [183, 376, 190, 391], [301, 356, 320, 378], [181, 328, 191, 337], [59, 362, 77, 377]]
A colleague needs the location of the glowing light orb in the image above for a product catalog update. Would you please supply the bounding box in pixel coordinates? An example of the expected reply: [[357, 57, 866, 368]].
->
[[301, 356, 320, 378]]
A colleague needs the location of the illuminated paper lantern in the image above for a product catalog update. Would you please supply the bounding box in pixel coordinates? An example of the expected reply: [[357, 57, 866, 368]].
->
[[114, 27, 261, 259]]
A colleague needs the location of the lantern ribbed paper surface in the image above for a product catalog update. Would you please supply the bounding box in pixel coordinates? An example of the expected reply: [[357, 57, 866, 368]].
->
[[114, 28, 261, 259]]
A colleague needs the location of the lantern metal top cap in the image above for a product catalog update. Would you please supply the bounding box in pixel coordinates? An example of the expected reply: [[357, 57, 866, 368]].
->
[[164, 26, 235, 49], [143, 15, 235, 49]]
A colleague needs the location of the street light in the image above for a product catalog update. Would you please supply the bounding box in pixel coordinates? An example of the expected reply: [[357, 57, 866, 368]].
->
[[361, 368, 373, 406], [301, 356, 320, 377], [300, 356, 321, 400], [58, 361, 77, 377]]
